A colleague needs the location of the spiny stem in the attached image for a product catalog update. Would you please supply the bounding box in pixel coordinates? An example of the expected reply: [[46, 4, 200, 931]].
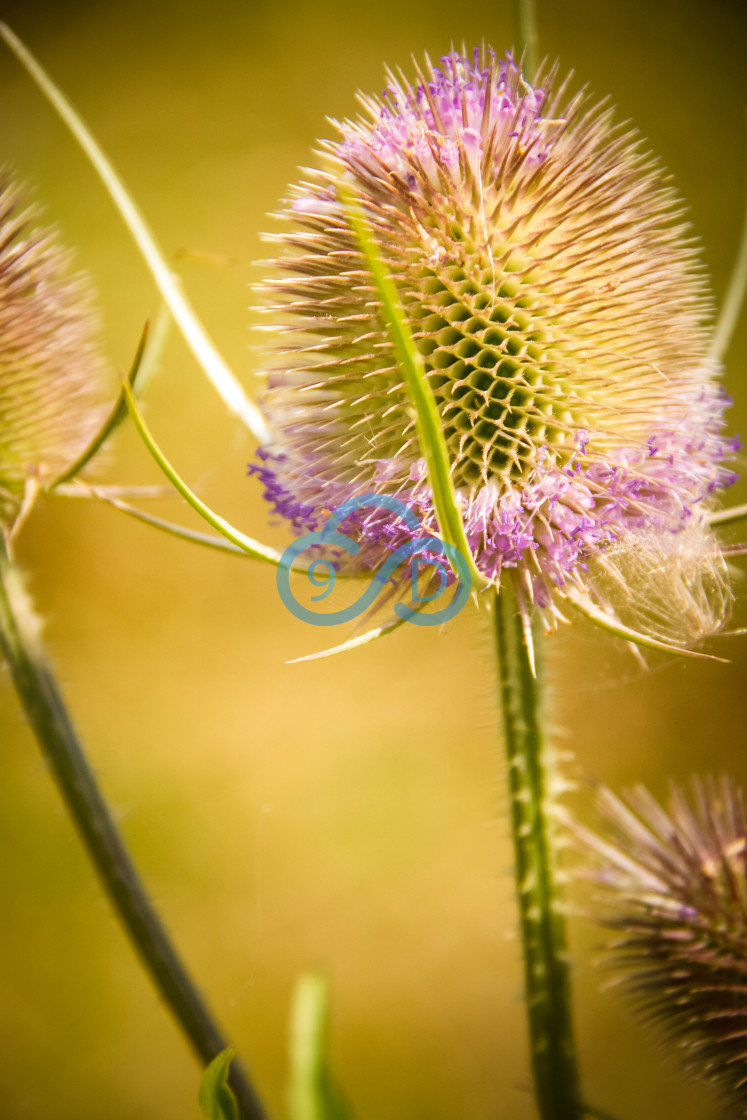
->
[[0, 535, 267, 1120], [492, 583, 581, 1120]]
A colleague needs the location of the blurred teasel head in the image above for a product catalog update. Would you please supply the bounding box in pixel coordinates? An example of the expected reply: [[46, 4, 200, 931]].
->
[[584, 778, 747, 1115], [0, 173, 107, 529], [251, 48, 738, 644]]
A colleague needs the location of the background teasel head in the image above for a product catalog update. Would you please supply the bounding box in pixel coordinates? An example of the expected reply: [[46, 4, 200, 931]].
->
[[250, 47, 738, 645], [0, 173, 108, 530], [583, 778, 747, 1115]]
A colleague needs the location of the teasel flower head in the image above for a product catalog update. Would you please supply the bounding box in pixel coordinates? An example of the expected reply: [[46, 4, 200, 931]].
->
[[250, 48, 738, 643], [584, 778, 747, 1114], [0, 173, 108, 529]]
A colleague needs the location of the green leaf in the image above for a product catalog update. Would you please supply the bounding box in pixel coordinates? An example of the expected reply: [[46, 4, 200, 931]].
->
[[199, 1048, 239, 1120], [0, 21, 268, 441], [288, 974, 352, 1120], [339, 184, 484, 594]]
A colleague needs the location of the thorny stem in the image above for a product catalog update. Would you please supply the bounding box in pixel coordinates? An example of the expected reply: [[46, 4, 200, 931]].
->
[[0, 535, 267, 1120], [492, 583, 582, 1120]]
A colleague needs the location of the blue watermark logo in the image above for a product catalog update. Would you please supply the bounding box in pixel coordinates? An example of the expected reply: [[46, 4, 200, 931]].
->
[[277, 494, 471, 627]]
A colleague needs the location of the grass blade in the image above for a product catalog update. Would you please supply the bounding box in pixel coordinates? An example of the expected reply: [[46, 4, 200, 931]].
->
[[515, 0, 539, 80], [287, 975, 351, 1120], [709, 122, 747, 364]]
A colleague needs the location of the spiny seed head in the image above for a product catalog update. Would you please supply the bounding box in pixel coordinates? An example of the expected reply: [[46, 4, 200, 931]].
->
[[251, 48, 737, 636], [0, 174, 108, 527], [585, 778, 747, 1115]]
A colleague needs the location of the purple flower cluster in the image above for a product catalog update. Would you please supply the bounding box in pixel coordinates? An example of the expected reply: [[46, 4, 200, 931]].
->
[[338, 50, 548, 192]]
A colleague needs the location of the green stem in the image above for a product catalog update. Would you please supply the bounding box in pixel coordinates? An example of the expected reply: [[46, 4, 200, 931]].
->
[[0, 536, 267, 1120], [492, 583, 581, 1119], [708, 115, 747, 365], [515, 0, 539, 81]]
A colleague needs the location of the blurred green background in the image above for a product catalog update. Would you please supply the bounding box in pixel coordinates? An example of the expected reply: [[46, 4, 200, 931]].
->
[[1, 1, 746, 1117]]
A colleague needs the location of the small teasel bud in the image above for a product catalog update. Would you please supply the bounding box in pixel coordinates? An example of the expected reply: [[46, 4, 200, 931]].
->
[[251, 48, 738, 643], [0, 173, 108, 528], [584, 777, 747, 1114]]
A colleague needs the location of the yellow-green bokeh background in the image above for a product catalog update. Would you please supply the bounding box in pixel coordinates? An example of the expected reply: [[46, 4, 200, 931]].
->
[[1, 1, 746, 1117]]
